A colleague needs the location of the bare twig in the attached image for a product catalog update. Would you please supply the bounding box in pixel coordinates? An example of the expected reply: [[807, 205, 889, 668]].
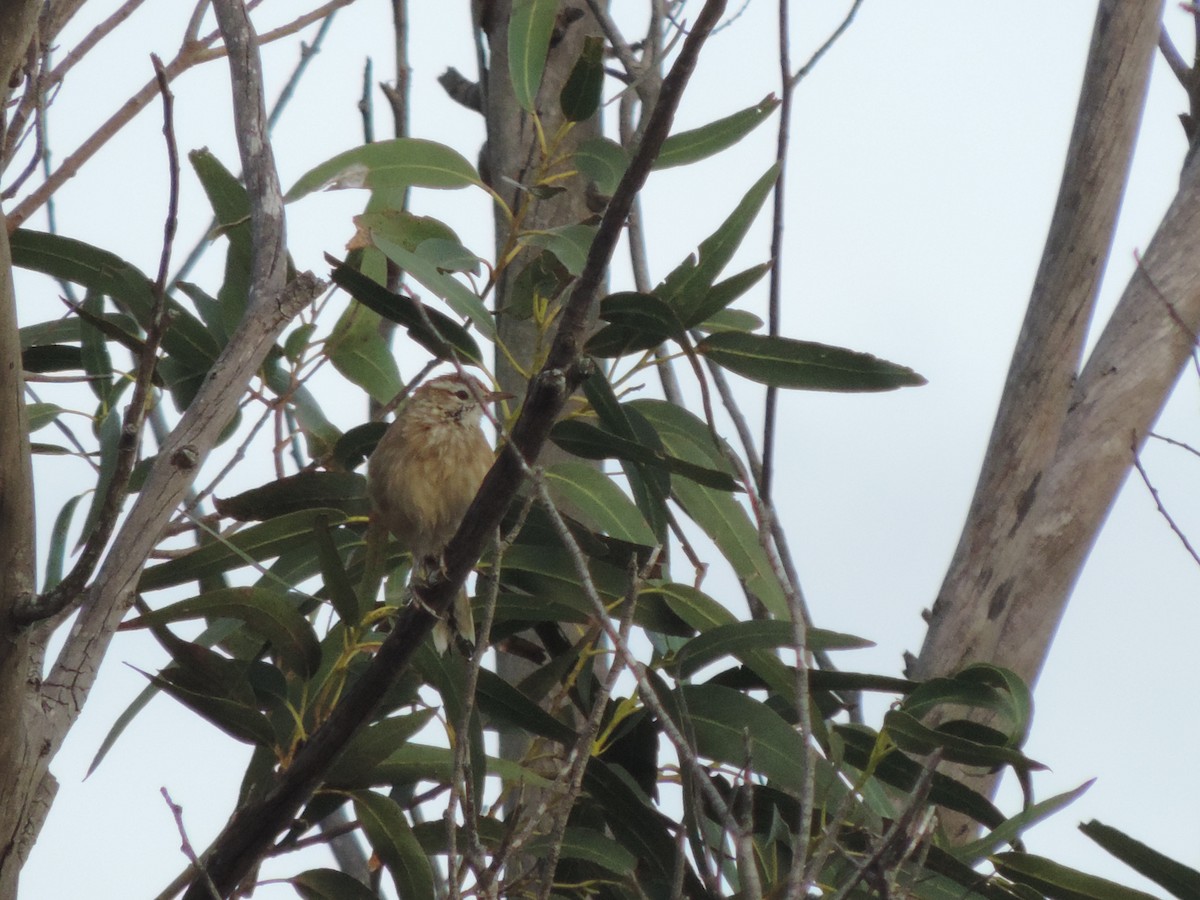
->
[[533, 553, 648, 900], [531, 473, 742, 846], [788, 0, 865, 88], [7, 0, 354, 233], [161, 788, 221, 900], [1131, 434, 1200, 568]]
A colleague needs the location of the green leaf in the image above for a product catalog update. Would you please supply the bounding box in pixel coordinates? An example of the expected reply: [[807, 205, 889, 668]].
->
[[134, 665, 276, 747], [21, 344, 83, 373], [10, 229, 219, 406], [679, 684, 807, 796], [326, 301, 404, 405], [883, 709, 1044, 772], [574, 137, 628, 196], [684, 261, 772, 328], [508, 0, 559, 112], [77, 405, 122, 551], [25, 402, 63, 432], [953, 781, 1093, 864], [492, 541, 627, 601], [697, 331, 928, 392], [560, 35, 605, 121], [504, 250, 572, 319], [519, 222, 596, 277], [291, 868, 381, 900], [695, 308, 764, 334], [285, 138, 479, 202], [124, 587, 322, 677], [657, 166, 779, 319], [475, 668, 578, 745], [529, 826, 637, 876], [262, 358, 342, 460], [313, 514, 362, 626], [582, 759, 691, 887], [80, 293, 115, 407], [654, 95, 781, 170], [328, 256, 483, 363], [215, 472, 367, 521], [352, 791, 436, 899], [44, 493, 85, 590], [992, 852, 1161, 900], [139, 509, 350, 591], [585, 292, 683, 357], [629, 401, 792, 617], [372, 236, 496, 337], [900, 665, 1031, 745], [674, 620, 872, 679], [1079, 820, 1200, 900], [332, 422, 387, 472], [549, 418, 739, 491], [544, 461, 657, 546], [325, 711, 438, 787], [372, 742, 555, 792], [834, 724, 1008, 830], [190, 149, 252, 337]]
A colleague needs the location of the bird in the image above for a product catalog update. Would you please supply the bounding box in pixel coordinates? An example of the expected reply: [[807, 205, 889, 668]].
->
[[367, 371, 509, 652]]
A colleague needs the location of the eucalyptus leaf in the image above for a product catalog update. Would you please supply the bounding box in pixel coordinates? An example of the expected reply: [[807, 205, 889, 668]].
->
[[697, 331, 928, 392], [326, 301, 404, 405], [508, 0, 559, 111], [655, 94, 781, 170], [123, 587, 322, 677], [544, 461, 657, 546], [285, 138, 479, 202], [1079, 820, 1200, 899], [560, 35, 605, 121], [352, 791, 436, 899]]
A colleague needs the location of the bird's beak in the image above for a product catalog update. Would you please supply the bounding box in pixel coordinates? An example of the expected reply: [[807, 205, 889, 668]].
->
[[487, 389, 516, 402]]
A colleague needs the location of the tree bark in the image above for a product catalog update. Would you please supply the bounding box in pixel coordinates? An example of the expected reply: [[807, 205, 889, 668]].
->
[[480, 0, 604, 752], [0, 8, 53, 895]]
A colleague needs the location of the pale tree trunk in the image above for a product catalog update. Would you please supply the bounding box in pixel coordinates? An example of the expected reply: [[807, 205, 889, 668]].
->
[[476, 0, 604, 745], [0, 6, 54, 896], [911, 0, 1192, 839]]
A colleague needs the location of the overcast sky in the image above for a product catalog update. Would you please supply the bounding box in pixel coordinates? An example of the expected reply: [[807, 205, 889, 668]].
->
[[13, 2, 1200, 896]]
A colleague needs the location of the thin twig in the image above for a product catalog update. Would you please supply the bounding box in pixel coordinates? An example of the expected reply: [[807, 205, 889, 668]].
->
[[1131, 434, 1200, 568], [161, 788, 221, 900], [533, 552, 650, 900], [7, 0, 354, 233], [530, 472, 744, 847], [171, 9, 340, 287], [16, 54, 180, 624], [788, 0, 865, 88]]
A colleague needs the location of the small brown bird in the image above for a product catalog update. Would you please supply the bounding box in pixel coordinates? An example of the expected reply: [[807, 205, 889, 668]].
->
[[367, 371, 507, 651]]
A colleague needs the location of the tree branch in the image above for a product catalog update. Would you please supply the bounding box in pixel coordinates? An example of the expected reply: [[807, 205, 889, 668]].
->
[[37, 0, 320, 794], [16, 55, 181, 624]]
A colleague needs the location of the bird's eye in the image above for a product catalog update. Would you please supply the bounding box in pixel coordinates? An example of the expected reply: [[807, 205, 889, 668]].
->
[[455, 390, 470, 400]]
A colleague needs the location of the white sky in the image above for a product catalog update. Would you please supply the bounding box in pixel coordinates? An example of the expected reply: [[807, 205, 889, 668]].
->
[[13, 1, 1200, 896]]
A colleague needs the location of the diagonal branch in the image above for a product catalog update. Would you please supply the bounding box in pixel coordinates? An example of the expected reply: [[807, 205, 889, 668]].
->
[[176, 2, 731, 895], [38, 0, 320, 769], [16, 55, 181, 625]]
